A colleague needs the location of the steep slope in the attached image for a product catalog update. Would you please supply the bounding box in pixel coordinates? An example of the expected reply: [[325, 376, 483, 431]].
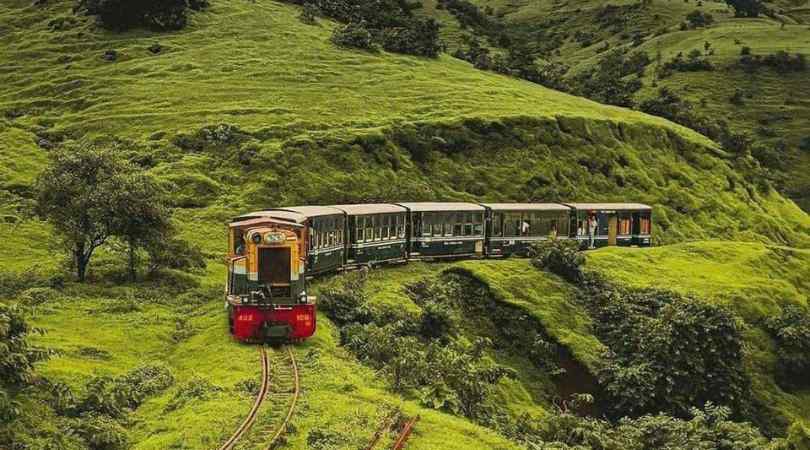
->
[[432, 0, 810, 209], [589, 241, 810, 431]]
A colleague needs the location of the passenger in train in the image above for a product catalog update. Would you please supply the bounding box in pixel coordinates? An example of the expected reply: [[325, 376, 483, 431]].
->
[[588, 215, 597, 248]]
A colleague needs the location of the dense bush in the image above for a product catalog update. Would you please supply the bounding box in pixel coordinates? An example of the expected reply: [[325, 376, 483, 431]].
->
[[530, 238, 585, 283], [725, 0, 765, 18], [331, 22, 377, 52], [380, 19, 443, 58], [74, 364, 174, 418], [583, 280, 751, 419], [765, 306, 810, 388], [572, 50, 648, 107], [77, 0, 209, 31], [0, 303, 47, 387], [73, 414, 129, 450], [660, 49, 714, 77], [523, 402, 784, 449], [289, 0, 442, 57], [318, 271, 373, 326], [685, 9, 714, 28], [739, 50, 807, 73]]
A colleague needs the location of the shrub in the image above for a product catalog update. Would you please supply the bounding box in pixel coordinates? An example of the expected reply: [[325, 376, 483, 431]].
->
[[0, 303, 48, 387], [725, 0, 764, 18], [765, 306, 810, 388], [380, 18, 443, 58], [72, 414, 128, 450], [586, 283, 751, 419], [74, 364, 174, 417], [77, 0, 208, 31], [146, 236, 206, 275], [686, 9, 714, 28], [530, 238, 585, 283], [331, 22, 377, 51], [318, 271, 373, 325], [164, 376, 221, 412], [660, 50, 714, 76], [739, 50, 807, 73]]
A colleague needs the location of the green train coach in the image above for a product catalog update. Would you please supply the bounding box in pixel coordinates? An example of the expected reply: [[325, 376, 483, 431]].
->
[[226, 202, 651, 342]]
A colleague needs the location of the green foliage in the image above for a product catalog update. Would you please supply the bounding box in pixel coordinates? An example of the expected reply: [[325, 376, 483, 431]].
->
[[660, 50, 715, 77], [292, 0, 442, 57], [74, 364, 174, 418], [72, 414, 129, 450], [725, 0, 765, 18], [530, 402, 783, 449], [685, 10, 714, 28], [318, 271, 374, 326], [573, 50, 647, 107], [583, 279, 752, 419], [331, 22, 378, 52], [0, 303, 47, 387], [765, 306, 810, 388], [145, 236, 206, 276], [739, 50, 807, 73], [164, 376, 221, 412], [530, 239, 585, 284], [77, 0, 209, 31]]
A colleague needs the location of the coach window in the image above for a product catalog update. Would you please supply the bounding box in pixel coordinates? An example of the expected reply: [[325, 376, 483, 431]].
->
[[421, 214, 431, 237], [397, 215, 405, 239], [440, 213, 451, 237], [473, 213, 483, 235], [492, 213, 502, 237], [640, 215, 651, 234], [380, 215, 388, 240], [356, 217, 364, 243], [618, 213, 631, 235], [430, 213, 443, 237]]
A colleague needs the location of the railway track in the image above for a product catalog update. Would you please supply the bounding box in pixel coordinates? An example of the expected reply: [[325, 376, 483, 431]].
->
[[366, 412, 419, 450], [218, 346, 300, 450]]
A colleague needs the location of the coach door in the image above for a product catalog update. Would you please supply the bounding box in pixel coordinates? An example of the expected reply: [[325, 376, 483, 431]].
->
[[608, 216, 618, 246]]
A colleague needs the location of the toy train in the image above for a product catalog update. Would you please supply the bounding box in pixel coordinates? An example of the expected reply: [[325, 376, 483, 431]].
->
[[226, 202, 652, 342]]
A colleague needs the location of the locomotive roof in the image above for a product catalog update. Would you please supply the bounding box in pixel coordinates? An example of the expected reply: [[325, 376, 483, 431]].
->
[[229, 217, 304, 228], [331, 204, 407, 215], [562, 203, 652, 211], [479, 203, 570, 211], [396, 202, 485, 212]]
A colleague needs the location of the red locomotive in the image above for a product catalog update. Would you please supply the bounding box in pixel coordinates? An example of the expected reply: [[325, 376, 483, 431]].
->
[[226, 212, 316, 342]]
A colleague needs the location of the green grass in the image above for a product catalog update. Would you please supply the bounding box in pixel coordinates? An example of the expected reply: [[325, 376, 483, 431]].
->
[[23, 271, 519, 449], [0, 0, 709, 142]]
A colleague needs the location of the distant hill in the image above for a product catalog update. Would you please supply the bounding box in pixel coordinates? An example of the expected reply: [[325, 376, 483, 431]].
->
[[427, 0, 810, 210]]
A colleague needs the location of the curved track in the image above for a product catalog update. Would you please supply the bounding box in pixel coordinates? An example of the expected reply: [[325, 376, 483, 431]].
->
[[219, 346, 270, 450], [265, 346, 300, 449], [218, 346, 300, 450]]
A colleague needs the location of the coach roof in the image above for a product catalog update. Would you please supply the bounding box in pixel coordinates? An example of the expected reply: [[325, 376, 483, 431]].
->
[[562, 203, 652, 211], [331, 204, 407, 215], [396, 202, 485, 212], [479, 203, 570, 211]]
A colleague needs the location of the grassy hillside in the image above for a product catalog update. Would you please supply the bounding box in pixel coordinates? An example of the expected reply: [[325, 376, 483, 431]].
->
[[431, 0, 810, 210], [1, 0, 810, 447]]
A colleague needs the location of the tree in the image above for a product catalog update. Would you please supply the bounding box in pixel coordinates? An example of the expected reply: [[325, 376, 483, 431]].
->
[[77, 0, 208, 31], [36, 144, 170, 282], [112, 173, 172, 281], [725, 0, 764, 17]]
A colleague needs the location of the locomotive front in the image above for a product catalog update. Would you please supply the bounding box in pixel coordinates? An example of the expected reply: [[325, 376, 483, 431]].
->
[[226, 217, 316, 342]]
